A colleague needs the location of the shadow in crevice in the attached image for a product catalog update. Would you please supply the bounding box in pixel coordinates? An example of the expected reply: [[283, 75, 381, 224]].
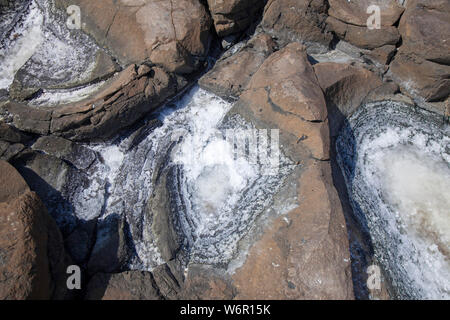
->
[[325, 99, 377, 300], [10, 155, 141, 299]]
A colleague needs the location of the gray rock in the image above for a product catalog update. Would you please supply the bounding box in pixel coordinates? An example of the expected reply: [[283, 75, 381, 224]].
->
[[32, 135, 97, 170], [87, 214, 130, 274]]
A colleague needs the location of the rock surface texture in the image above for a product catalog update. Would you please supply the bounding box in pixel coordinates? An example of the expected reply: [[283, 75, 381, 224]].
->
[[1, 0, 449, 301], [0, 161, 68, 299], [55, 0, 212, 73]]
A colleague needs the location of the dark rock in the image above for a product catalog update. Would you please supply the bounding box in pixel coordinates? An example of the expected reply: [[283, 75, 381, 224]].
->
[[87, 214, 130, 274], [32, 136, 97, 170], [85, 271, 161, 300], [0, 122, 32, 144]]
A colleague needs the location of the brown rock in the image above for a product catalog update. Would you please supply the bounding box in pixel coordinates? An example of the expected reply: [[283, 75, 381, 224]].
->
[[207, 0, 265, 37], [230, 44, 353, 299], [344, 25, 400, 50], [313, 62, 384, 135], [1, 64, 183, 141], [328, 0, 404, 27], [365, 45, 397, 65], [56, 0, 211, 73], [326, 16, 400, 50], [398, 0, 450, 65], [246, 43, 327, 123], [233, 161, 353, 299], [0, 161, 67, 299], [199, 33, 277, 99], [261, 0, 333, 50], [389, 52, 450, 102]]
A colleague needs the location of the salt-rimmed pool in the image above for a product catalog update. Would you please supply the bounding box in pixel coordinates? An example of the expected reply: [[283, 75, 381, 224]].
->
[[337, 101, 450, 299]]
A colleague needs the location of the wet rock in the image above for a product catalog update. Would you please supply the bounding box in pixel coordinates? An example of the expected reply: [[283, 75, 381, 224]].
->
[[0, 160, 68, 299], [206, 0, 266, 37], [85, 271, 161, 300], [328, 0, 404, 27], [199, 33, 277, 99], [261, 0, 332, 51]]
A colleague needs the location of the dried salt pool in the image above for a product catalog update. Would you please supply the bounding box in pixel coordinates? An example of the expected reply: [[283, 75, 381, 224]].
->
[[337, 101, 450, 299], [50, 86, 294, 271]]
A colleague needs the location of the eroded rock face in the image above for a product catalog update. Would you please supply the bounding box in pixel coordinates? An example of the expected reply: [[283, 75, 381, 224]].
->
[[328, 0, 404, 27], [313, 62, 385, 136], [199, 33, 277, 99], [1, 64, 186, 141], [398, 0, 450, 64], [326, 16, 400, 50], [226, 44, 353, 299], [85, 271, 161, 300], [55, 0, 212, 73], [85, 261, 183, 300], [207, 0, 266, 37], [389, 0, 450, 102], [0, 161, 68, 299], [261, 0, 333, 51]]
